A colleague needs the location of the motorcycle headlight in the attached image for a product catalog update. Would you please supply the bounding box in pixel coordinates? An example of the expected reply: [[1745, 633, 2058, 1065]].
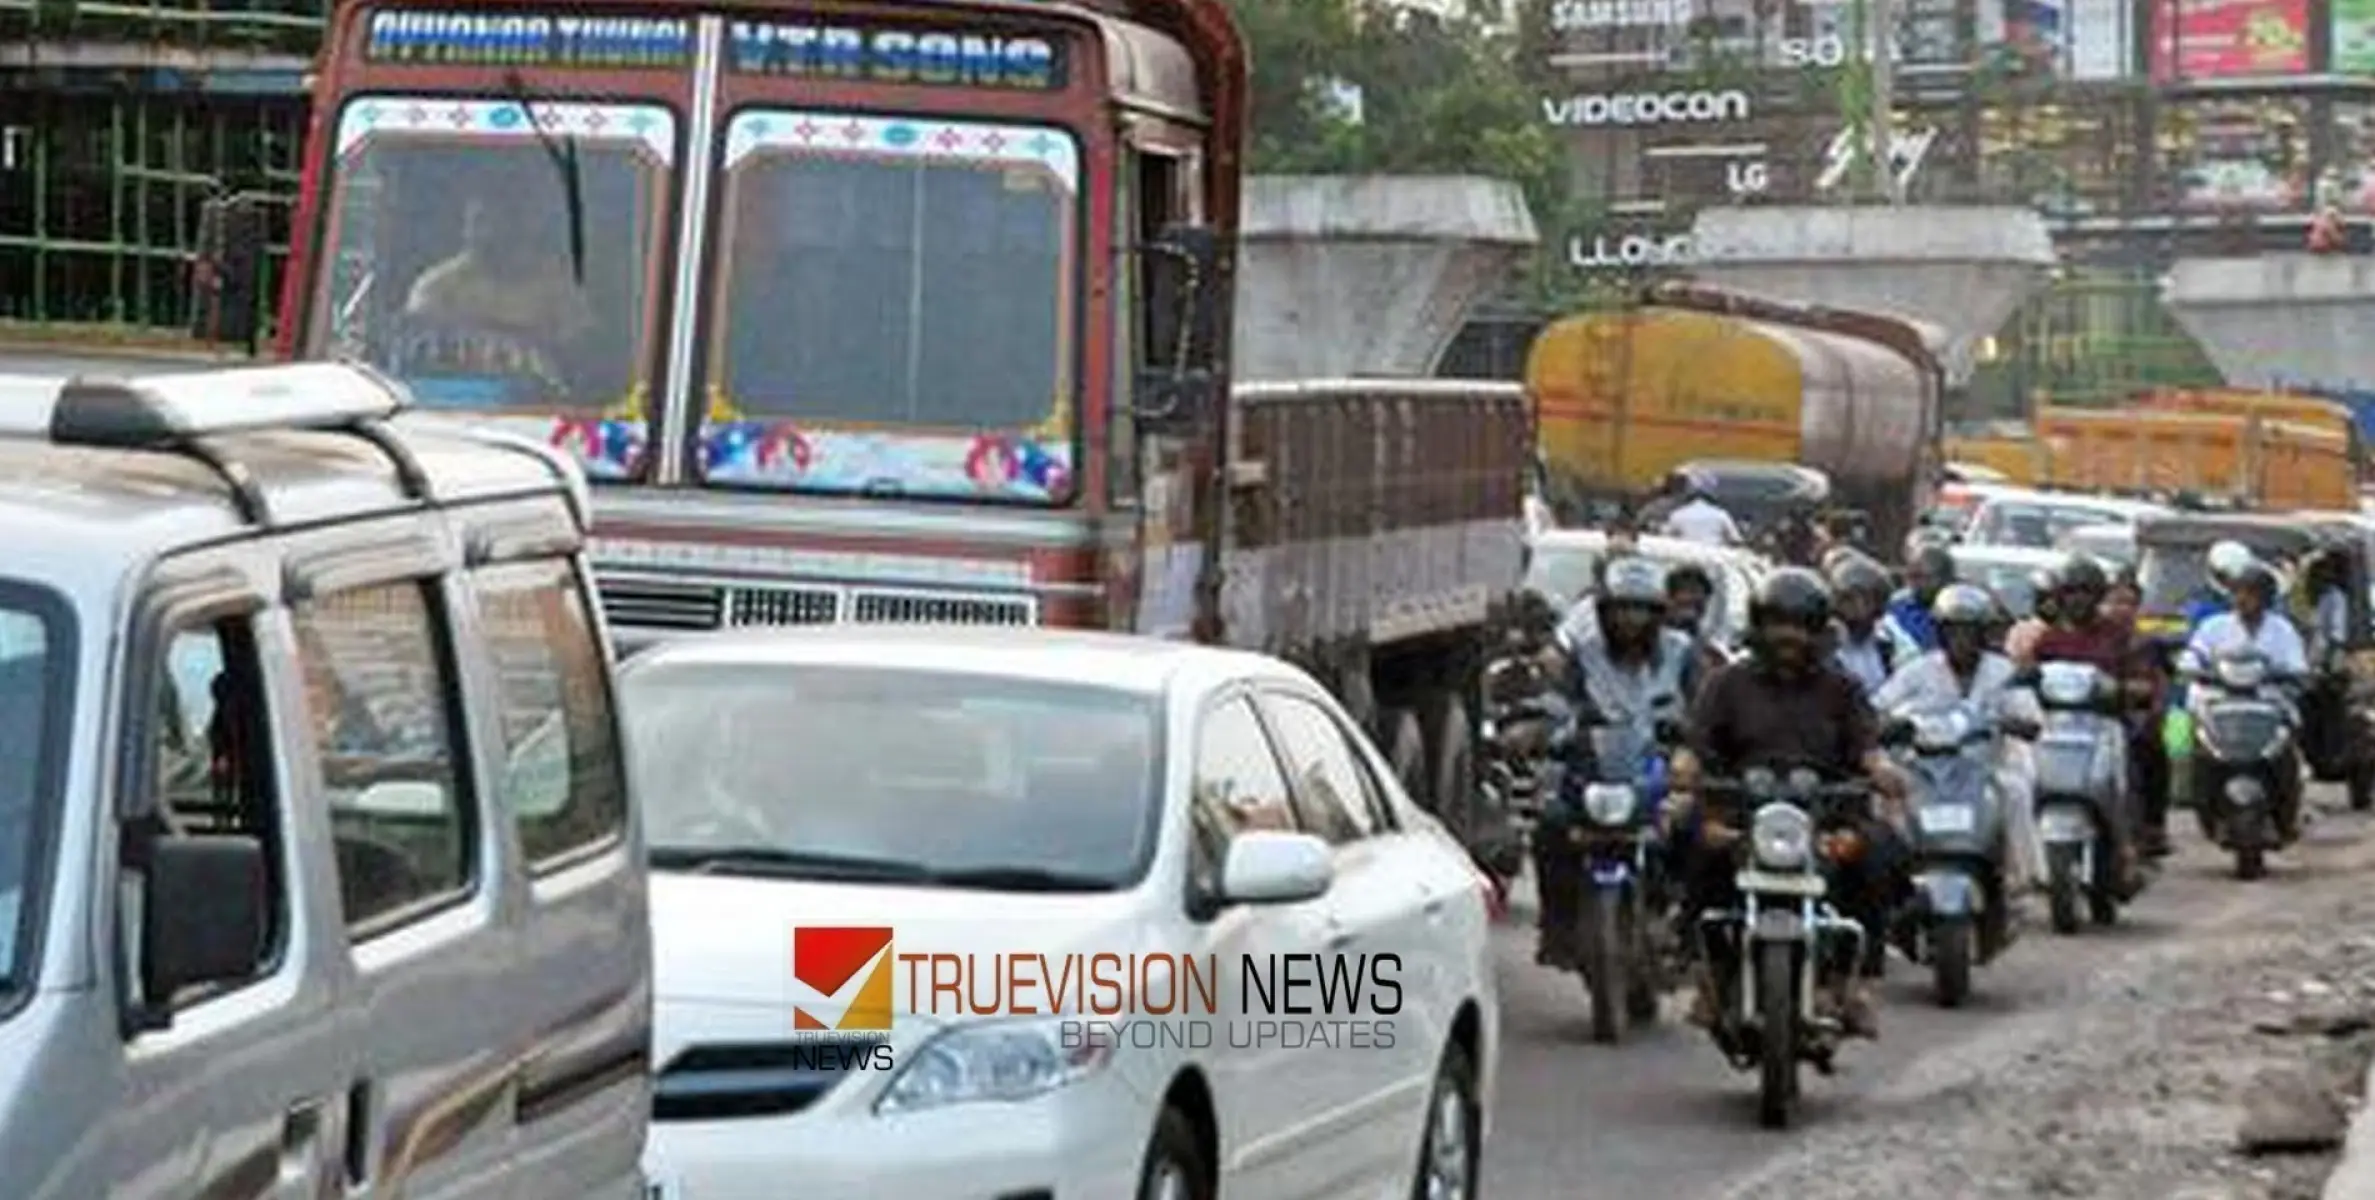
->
[[1584, 783, 1637, 825], [2038, 663, 2098, 707], [2224, 776, 2266, 806], [2216, 656, 2267, 690], [873, 1018, 1112, 1115], [1750, 802, 1812, 869]]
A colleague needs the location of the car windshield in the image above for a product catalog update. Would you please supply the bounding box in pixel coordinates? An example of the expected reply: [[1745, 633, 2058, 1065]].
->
[[698, 111, 1082, 503], [304, 98, 677, 481], [0, 589, 67, 1002], [1524, 544, 1603, 610], [625, 663, 1160, 889], [2139, 546, 2211, 613], [1972, 501, 2130, 549]]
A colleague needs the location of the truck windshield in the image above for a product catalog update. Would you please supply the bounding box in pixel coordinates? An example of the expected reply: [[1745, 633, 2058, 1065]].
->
[[0, 587, 69, 1008], [698, 112, 1081, 503], [304, 97, 677, 480]]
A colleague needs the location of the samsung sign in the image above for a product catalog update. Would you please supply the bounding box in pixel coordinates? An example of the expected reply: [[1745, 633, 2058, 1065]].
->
[[1548, 0, 1693, 30], [1542, 89, 1750, 127]]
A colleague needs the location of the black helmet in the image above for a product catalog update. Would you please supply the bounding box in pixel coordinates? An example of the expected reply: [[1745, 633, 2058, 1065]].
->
[[1931, 583, 1995, 628], [1750, 567, 1833, 631], [2053, 553, 2108, 597], [1829, 556, 1891, 602], [1665, 561, 1716, 596]]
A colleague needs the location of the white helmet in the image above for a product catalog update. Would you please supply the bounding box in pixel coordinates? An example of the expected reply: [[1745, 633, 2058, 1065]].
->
[[2207, 539, 2253, 582]]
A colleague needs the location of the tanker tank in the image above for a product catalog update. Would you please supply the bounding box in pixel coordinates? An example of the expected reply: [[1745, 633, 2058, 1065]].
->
[[1524, 283, 1945, 548]]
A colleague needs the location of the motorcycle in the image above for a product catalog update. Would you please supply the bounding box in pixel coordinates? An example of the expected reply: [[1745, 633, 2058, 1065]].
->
[[2180, 648, 2302, 881], [2026, 661, 2135, 933], [1882, 705, 2024, 1007], [1692, 768, 1876, 1129], [1475, 635, 1559, 881], [1547, 709, 1680, 1043]]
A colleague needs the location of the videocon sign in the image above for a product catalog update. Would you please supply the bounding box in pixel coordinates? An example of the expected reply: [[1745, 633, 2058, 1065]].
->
[[1541, 89, 1751, 127]]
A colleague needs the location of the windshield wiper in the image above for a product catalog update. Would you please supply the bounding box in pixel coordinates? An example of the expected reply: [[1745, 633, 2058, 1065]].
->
[[500, 69, 587, 286], [649, 846, 933, 881], [925, 866, 1118, 893]]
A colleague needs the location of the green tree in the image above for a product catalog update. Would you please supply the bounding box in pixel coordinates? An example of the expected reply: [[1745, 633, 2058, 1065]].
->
[[1225, 0, 1589, 307]]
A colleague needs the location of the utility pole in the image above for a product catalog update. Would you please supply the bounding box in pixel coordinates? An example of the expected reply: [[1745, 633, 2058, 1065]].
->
[[1840, 0, 1902, 203], [1869, 0, 1900, 203]]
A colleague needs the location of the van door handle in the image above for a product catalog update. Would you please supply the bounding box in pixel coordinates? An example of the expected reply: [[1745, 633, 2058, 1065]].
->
[[279, 1100, 322, 1180]]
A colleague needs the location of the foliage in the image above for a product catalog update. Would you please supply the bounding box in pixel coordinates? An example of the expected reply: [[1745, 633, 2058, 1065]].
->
[[1224, 0, 1591, 309]]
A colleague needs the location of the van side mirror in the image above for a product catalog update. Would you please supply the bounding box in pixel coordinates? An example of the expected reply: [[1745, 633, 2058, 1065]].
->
[[189, 193, 269, 353], [135, 834, 268, 1029], [1134, 223, 1223, 432]]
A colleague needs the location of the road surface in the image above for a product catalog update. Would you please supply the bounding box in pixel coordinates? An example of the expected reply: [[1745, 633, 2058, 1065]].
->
[[1481, 790, 2375, 1199]]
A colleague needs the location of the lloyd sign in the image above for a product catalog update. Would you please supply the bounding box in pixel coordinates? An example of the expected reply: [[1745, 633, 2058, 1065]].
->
[[1569, 233, 1693, 268], [1542, 89, 1750, 127]]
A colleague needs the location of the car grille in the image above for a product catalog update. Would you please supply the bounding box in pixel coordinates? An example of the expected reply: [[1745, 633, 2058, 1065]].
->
[[652, 1037, 891, 1121], [595, 572, 1035, 634]]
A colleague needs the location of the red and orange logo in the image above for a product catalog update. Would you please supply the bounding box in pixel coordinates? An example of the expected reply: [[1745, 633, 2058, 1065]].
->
[[791, 926, 895, 1031]]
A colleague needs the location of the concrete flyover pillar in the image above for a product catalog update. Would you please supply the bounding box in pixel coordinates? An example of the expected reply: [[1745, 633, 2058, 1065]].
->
[[2162, 255, 2375, 393], [1684, 206, 2058, 386], [1233, 175, 1538, 381]]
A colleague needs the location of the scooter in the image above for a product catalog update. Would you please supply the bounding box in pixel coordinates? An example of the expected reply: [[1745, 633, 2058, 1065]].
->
[[1692, 768, 1876, 1130], [2180, 648, 2302, 881], [1883, 705, 2024, 1007], [2026, 661, 2136, 933], [1548, 708, 1679, 1043]]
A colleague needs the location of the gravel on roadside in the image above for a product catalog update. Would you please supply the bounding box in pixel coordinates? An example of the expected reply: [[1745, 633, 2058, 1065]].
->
[[1707, 807, 2375, 1200]]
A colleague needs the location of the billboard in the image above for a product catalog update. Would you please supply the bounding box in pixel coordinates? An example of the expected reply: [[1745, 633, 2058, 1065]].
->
[[2149, 0, 2309, 80], [2335, 0, 2375, 72]]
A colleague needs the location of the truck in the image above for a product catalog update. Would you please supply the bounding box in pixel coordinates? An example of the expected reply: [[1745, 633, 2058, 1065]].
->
[[179, 0, 1532, 834], [1966, 406, 2355, 510], [2137, 388, 2367, 482], [1525, 281, 1946, 551]]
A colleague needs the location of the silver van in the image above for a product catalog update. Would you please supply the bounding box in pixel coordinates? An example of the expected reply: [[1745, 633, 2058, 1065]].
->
[[0, 363, 649, 1198]]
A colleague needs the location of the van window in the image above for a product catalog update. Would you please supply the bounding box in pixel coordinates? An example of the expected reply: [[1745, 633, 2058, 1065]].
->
[[470, 560, 626, 866], [131, 616, 283, 1004], [0, 593, 69, 1001], [291, 580, 475, 932]]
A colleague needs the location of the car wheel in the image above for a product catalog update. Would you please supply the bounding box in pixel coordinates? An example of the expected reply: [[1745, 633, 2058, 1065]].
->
[[1137, 1106, 1211, 1200], [1412, 1041, 1480, 1200]]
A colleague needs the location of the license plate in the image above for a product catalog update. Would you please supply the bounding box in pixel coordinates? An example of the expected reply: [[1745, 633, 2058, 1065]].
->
[[2039, 809, 2093, 841], [1919, 806, 1975, 834], [1736, 869, 1825, 896]]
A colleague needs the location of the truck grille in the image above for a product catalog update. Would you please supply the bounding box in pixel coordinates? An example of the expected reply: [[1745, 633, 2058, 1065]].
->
[[594, 572, 1035, 634]]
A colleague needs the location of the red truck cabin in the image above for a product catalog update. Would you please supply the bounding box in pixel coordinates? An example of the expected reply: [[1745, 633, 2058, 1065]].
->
[[278, 0, 1241, 646]]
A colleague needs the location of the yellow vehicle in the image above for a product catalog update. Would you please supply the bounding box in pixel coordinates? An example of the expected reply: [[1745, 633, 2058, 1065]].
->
[[2025, 406, 2354, 509], [1942, 433, 2045, 483], [2141, 388, 2363, 470], [1526, 283, 1944, 547]]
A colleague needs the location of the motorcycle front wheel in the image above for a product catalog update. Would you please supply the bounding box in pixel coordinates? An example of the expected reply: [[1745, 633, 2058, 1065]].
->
[[1931, 920, 1972, 1008], [1756, 939, 1797, 1130], [1580, 887, 1626, 1044], [2046, 844, 2082, 935]]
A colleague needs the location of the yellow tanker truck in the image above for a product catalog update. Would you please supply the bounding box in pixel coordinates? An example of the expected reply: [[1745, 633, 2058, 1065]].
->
[[1525, 283, 1947, 548]]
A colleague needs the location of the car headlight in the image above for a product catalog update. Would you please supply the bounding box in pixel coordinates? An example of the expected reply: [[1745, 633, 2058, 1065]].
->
[[1584, 783, 1637, 825], [2225, 776, 2265, 806], [874, 1018, 1112, 1115], [1750, 802, 1811, 869]]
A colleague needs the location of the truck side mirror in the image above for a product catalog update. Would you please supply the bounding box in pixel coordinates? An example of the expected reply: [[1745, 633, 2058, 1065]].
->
[[1134, 223, 1223, 431], [189, 193, 269, 353]]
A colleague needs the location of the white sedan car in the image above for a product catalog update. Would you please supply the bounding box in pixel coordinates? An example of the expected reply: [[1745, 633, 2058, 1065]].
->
[[624, 626, 1501, 1200]]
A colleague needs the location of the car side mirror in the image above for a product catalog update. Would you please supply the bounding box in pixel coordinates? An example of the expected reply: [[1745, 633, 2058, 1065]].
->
[[1217, 831, 1332, 905], [1134, 223, 1223, 433], [135, 834, 268, 1030], [188, 192, 270, 353]]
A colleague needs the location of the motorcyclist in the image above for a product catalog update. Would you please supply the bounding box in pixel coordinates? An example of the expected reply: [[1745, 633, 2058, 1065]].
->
[[2101, 563, 2173, 857], [1667, 568, 1912, 1037], [2184, 560, 2310, 843], [1536, 557, 1706, 965], [2184, 539, 2255, 632], [1664, 562, 1733, 675], [1882, 545, 1955, 658], [2006, 566, 2061, 666], [1830, 557, 1899, 696], [2030, 554, 2160, 876], [1871, 584, 2047, 911]]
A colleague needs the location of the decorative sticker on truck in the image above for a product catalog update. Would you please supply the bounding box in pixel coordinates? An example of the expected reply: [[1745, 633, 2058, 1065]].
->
[[728, 20, 1064, 90], [362, 10, 695, 67], [697, 111, 1080, 503]]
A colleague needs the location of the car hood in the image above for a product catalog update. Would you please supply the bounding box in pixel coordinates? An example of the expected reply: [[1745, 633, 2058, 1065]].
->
[[649, 872, 1164, 1060]]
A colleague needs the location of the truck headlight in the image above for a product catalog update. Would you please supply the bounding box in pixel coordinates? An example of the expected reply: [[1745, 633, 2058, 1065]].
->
[[1751, 802, 1812, 870], [1584, 783, 1637, 825], [874, 1018, 1112, 1115]]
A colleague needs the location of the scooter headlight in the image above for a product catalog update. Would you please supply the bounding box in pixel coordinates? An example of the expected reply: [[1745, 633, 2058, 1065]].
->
[[2215, 655, 2267, 690], [2225, 776, 2266, 806], [1583, 783, 1637, 825], [1750, 802, 1812, 869]]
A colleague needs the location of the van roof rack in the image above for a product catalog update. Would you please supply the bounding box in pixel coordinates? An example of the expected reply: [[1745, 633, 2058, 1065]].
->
[[0, 362, 428, 526]]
